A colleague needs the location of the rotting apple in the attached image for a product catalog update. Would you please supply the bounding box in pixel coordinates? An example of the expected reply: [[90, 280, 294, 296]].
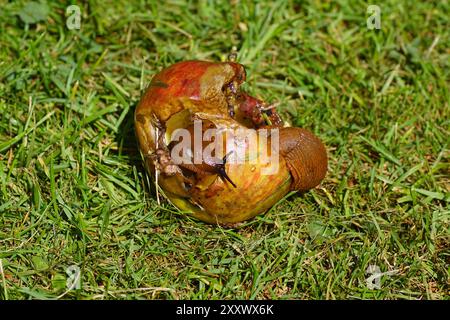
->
[[134, 60, 327, 225]]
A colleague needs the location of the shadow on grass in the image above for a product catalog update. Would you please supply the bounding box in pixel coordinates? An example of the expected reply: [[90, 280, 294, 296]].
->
[[115, 104, 141, 165], [114, 103, 157, 197]]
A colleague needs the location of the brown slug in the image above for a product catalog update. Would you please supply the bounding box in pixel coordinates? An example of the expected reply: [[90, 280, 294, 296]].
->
[[277, 127, 328, 191]]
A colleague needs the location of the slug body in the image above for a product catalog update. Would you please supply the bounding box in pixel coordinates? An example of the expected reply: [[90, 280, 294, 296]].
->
[[278, 127, 328, 191], [135, 60, 327, 224]]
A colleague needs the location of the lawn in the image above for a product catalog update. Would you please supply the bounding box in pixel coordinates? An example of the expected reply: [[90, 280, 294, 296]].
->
[[0, 0, 448, 300]]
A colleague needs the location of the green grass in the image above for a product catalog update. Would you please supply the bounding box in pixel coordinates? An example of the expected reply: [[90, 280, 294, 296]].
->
[[0, 0, 449, 300]]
